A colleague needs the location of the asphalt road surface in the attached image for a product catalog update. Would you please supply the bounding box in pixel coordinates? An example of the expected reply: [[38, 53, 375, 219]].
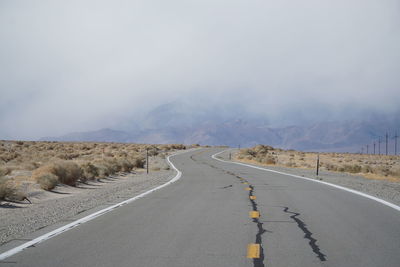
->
[[1, 148, 400, 267]]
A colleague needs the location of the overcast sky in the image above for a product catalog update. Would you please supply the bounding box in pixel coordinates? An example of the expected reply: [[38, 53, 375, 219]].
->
[[1, 0, 399, 139]]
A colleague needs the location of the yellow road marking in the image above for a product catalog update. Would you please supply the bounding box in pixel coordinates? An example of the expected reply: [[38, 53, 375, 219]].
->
[[249, 211, 260, 218], [247, 243, 260, 258], [250, 195, 256, 200], [245, 187, 251, 191], [243, 182, 248, 184]]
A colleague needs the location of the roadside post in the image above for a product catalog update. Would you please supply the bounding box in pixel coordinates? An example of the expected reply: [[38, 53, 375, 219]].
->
[[146, 148, 149, 174], [316, 153, 320, 177]]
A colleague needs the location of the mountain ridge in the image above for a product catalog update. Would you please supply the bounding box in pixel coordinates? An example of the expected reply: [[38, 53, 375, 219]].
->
[[41, 102, 400, 153]]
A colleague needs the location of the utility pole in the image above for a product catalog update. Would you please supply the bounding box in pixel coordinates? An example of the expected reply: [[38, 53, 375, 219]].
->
[[386, 132, 388, 155], [361, 147, 364, 154], [378, 137, 381, 155], [395, 132, 398, 156], [373, 142, 376, 155], [366, 144, 369, 154], [316, 154, 320, 176], [146, 148, 149, 174]]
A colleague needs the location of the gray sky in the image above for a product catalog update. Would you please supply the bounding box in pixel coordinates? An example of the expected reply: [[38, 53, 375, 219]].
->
[[1, 0, 399, 139]]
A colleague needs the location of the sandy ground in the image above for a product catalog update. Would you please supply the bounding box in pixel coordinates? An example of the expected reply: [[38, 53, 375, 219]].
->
[[232, 156, 400, 207], [0, 168, 174, 245]]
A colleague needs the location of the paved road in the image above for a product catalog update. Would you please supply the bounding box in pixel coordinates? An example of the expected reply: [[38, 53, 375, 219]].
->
[[1, 148, 400, 267]]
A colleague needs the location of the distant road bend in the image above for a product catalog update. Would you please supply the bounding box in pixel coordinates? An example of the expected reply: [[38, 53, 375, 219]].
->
[[1, 148, 400, 267]]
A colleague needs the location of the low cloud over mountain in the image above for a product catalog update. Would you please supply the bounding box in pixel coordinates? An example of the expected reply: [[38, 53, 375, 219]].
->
[[42, 102, 400, 153]]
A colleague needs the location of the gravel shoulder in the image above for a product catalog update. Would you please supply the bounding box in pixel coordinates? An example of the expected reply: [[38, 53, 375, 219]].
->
[[0, 168, 174, 245], [219, 150, 400, 207]]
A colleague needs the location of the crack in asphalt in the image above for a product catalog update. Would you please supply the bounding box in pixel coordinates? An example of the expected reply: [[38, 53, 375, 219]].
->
[[247, 184, 267, 267], [201, 156, 267, 266], [205, 153, 328, 264], [283, 207, 327, 261]]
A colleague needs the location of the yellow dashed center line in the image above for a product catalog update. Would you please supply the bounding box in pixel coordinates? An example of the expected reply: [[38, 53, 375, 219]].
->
[[249, 211, 260, 218], [250, 195, 256, 200], [247, 243, 261, 258], [245, 187, 251, 191]]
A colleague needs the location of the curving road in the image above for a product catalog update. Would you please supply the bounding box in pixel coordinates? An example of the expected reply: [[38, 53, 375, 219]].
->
[[1, 148, 400, 267]]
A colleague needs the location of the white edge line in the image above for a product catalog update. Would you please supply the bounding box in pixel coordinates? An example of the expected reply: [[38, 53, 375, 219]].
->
[[0, 148, 197, 261], [212, 149, 400, 212]]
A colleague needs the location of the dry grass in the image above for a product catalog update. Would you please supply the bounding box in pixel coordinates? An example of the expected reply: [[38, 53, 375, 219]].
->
[[236, 145, 400, 182], [0, 141, 191, 192]]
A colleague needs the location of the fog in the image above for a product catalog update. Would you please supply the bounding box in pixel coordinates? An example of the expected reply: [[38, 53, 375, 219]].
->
[[1, 0, 399, 139]]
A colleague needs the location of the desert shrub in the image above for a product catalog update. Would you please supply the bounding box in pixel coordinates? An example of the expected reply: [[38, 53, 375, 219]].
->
[[108, 158, 123, 173], [0, 176, 15, 200], [374, 166, 391, 177], [117, 151, 128, 157], [162, 145, 171, 151], [0, 152, 19, 163], [265, 156, 276, 165], [324, 163, 338, 171], [0, 176, 25, 201], [285, 162, 296, 167], [0, 166, 12, 176], [240, 149, 256, 157], [79, 162, 99, 181], [23, 161, 41, 171], [36, 173, 58, 190], [169, 144, 186, 150], [148, 148, 159, 157], [93, 159, 118, 178], [389, 167, 400, 178], [32, 161, 82, 186], [254, 145, 274, 154], [343, 164, 362, 173], [57, 153, 80, 160], [54, 161, 82, 185], [121, 159, 134, 172], [94, 163, 111, 179], [132, 156, 145, 168], [101, 159, 119, 173], [105, 152, 114, 157], [362, 165, 373, 173]]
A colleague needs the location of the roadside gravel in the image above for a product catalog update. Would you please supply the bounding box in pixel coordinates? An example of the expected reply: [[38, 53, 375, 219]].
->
[[220, 150, 400, 207], [0, 169, 174, 245]]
